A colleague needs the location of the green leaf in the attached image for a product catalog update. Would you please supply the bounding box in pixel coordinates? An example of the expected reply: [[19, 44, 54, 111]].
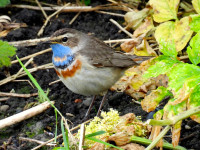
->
[[187, 31, 200, 65], [0, 40, 17, 68], [86, 137, 124, 150], [149, 0, 179, 23], [174, 75, 200, 104], [85, 131, 106, 138], [159, 39, 177, 58], [188, 84, 200, 123], [167, 63, 200, 94], [0, 0, 10, 7], [163, 98, 186, 119], [190, 15, 200, 32], [143, 55, 179, 79]]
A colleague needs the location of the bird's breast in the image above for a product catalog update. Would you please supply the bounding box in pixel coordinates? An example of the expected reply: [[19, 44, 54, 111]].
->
[[54, 56, 124, 96], [55, 59, 82, 78]]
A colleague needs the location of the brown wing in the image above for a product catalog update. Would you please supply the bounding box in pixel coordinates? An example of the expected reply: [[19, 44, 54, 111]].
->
[[79, 34, 152, 68]]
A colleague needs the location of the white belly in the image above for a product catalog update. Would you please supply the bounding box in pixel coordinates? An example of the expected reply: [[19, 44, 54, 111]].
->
[[60, 66, 123, 96], [56, 57, 124, 96]]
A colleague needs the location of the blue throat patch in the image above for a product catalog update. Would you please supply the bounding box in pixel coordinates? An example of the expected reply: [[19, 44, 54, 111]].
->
[[51, 44, 75, 68]]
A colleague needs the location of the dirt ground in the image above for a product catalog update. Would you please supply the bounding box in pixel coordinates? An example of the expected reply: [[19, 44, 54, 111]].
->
[[0, 0, 200, 149]]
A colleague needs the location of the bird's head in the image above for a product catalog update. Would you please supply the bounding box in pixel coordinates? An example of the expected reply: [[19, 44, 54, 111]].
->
[[50, 28, 83, 69]]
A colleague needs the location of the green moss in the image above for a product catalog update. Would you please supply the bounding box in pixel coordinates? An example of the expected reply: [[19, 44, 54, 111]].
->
[[26, 131, 36, 138], [18, 86, 31, 94]]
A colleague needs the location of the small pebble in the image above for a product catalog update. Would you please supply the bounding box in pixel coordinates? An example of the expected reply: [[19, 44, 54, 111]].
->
[[0, 105, 9, 112], [185, 125, 191, 129]]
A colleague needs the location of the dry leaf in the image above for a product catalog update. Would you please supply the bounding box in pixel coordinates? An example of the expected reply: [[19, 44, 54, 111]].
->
[[124, 8, 150, 30], [107, 132, 131, 146], [133, 17, 154, 37]]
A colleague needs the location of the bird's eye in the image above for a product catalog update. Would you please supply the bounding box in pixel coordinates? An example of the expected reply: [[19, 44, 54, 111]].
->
[[62, 37, 68, 43]]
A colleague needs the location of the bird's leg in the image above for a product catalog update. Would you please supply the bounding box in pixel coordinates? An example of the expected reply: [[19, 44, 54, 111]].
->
[[97, 93, 107, 116], [85, 95, 97, 118]]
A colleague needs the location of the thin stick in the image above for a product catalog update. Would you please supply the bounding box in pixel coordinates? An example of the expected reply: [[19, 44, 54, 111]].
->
[[0, 63, 53, 86], [0, 101, 55, 129], [12, 79, 35, 88], [109, 18, 133, 38], [38, 3, 70, 36], [9, 37, 51, 47], [0, 97, 9, 102], [9, 4, 129, 12], [49, 79, 60, 85], [0, 92, 38, 98], [104, 38, 135, 43], [35, 0, 47, 19], [11, 48, 51, 64], [79, 124, 85, 150], [69, 12, 81, 25], [19, 137, 56, 146], [96, 10, 124, 17], [31, 119, 92, 150]]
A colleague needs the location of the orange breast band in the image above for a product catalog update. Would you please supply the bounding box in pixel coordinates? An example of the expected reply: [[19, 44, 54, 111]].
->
[[59, 59, 82, 78]]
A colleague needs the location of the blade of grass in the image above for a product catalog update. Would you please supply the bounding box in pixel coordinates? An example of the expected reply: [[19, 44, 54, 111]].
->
[[85, 131, 106, 138], [86, 137, 124, 150], [54, 109, 58, 143], [61, 119, 70, 150]]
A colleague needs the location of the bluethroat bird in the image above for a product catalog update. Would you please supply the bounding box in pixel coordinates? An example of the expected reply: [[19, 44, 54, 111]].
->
[[50, 28, 151, 117]]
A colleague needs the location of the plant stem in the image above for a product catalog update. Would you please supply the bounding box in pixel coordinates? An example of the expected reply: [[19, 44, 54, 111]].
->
[[148, 106, 200, 126], [131, 134, 186, 150]]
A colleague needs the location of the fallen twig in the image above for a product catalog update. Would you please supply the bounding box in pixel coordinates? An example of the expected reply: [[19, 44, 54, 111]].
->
[[9, 4, 130, 12], [96, 10, 124, 17], [19, 137, 56, 146], [38, 3, 70, 36], [49, 79, 60, 85], [0, 101, 55, 129], [69, 12, 81, 25], [0, 92, 38, 98], [11, 48, 51, 64], [35, 0, 47, 19], [110, 18, 133, 38], [0, 63, 53, 86], [0, 97, 9, 102], [79, 124, 85, 150]]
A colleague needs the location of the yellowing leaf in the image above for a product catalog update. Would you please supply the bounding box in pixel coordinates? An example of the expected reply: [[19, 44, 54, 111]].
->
[[133, 17, 154, 37], [149, 0, 179, 23], [174, 17, 193, 51], [188, 84, 200, 123], [155, 17, 193, 51], [192, 0, 200, 14], [134, 39, 157, 56], [124, 8, 150, 30], [141, 86, 171, 112]]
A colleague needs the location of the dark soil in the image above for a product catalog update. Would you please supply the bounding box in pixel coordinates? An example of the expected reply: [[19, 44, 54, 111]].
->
[[0, 1, 199, 150]]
